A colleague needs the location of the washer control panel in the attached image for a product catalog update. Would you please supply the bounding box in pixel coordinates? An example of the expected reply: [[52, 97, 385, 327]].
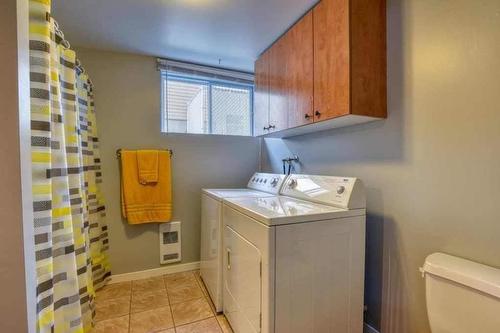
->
[[247, 173, 288, 194], [281, 174, 366, 209]]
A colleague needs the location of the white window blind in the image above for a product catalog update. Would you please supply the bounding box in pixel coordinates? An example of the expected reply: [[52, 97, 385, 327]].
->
[[159, 59, 254, 136]]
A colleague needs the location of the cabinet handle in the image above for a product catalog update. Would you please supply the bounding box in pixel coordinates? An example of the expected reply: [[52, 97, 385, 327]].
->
[[315, 110, 321, 117], [226, 248, 231, 270], [269, 124, 276, 130], [304, 114, 312, 120], [263, 126, 269, 131]]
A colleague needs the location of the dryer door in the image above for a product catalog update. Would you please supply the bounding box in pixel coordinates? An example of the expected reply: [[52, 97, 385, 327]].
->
[[224, 225, 262, 333]]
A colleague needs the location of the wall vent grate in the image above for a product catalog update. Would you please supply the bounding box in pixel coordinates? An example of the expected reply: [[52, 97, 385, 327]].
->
[[159, 221, 181, 264]]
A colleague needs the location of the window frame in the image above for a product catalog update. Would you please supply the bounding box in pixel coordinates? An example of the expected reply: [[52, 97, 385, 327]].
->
[[161, 71, 254, 136]]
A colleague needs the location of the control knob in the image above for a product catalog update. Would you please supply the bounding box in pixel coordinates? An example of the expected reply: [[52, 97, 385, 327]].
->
[[270, 178, 279, 187], [288, 179, 298, 188], [336, 186, 346, 194]]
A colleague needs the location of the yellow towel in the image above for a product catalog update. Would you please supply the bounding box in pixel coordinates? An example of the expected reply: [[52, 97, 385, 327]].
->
[[137, 150, 159, 184], [120, 150, 172, 224]]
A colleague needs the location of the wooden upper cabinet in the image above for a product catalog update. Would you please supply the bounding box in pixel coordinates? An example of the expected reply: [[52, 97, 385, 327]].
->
[[349, 0, 387, 118], [268, 37, 288, 132], [286, 12, 314, 128], [253, 0, 386, 137], [313, 0, 387, 121], [313, 0, 350, 121], [254, 50, 270, 136]]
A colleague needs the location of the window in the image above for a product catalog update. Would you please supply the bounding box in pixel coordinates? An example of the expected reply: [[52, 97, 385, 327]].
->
[[159, 59, 254, 136]]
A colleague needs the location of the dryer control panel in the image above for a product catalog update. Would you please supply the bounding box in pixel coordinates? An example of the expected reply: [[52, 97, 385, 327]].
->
[[247, 173, 288, 194], [280, 174, 366, 209]]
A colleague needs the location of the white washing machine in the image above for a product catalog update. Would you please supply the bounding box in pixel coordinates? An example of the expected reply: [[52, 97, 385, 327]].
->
[[200, 173, 288, 312], [222, 174, 366, 333]]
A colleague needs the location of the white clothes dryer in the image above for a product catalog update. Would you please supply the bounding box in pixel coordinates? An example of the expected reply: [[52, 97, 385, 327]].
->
[[200, 173, 288, 312]]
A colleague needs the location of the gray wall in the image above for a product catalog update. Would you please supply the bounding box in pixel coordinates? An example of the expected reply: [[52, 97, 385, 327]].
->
[[262, 0, 500, 332], [75, 48, 260, 274]]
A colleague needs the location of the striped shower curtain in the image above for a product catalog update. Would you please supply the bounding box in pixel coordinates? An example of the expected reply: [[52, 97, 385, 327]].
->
[[29, 0, 110, 332]]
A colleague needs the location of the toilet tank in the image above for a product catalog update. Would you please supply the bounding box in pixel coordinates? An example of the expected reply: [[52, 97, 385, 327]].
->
[[422, 253, 500, 333]]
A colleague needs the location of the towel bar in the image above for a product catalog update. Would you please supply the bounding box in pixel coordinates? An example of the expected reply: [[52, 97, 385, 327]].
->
[[116, 149, 173, 159]]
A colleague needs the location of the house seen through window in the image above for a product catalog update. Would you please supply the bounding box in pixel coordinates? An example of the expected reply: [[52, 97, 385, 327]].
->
[[160, 60, 254, 136]]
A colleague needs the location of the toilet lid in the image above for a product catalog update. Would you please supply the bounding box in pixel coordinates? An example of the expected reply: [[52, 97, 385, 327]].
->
[[423, 253, 500, 299]]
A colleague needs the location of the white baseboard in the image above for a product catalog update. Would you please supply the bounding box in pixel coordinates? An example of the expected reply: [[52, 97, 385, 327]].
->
[[364, 323, 380, 333], [109, 261, 200, 284]]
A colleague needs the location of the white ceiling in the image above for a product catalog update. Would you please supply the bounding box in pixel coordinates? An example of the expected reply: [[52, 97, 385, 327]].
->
[[52, 0, 317, 72]]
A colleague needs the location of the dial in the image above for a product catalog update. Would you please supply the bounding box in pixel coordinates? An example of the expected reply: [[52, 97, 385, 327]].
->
[[270, 178, 279, 187], [336, 186, 346, 194]]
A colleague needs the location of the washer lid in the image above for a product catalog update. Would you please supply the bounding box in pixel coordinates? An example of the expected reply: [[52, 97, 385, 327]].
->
[[223, 195, 365, 226], [202, 189, 272, 201], [423, 253, 500, 299]]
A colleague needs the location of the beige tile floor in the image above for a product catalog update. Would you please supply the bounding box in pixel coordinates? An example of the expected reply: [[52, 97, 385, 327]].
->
[[92, 270, 233, 333]]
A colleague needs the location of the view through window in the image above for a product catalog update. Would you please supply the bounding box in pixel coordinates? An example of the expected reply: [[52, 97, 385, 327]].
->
[[162, 74, 253, 136]]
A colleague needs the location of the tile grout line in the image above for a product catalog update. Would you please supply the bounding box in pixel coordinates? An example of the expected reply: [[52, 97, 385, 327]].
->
[[194, 271, 225, 333], [98, 271, 225, 333], [93, 282, 133, 333], [130, 277, 173, 332], [168, 271, 217, 330], [214, 312, 224, 333], [164, 273, 177, 332], [128, 281, 132, 333], [174, 315, 218, 331], [128, 289, 169, 315], [169, 271, 199, 328]]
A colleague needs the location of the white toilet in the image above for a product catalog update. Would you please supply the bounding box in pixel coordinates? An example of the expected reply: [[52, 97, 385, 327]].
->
[[422, 253, 500, 333]]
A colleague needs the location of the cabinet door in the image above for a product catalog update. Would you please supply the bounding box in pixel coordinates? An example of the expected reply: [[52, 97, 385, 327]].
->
[[269, 37, 288, 132], [313, 0, 350, 121], [253, 51, 270, 136], [286, 11, 314, 129]]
